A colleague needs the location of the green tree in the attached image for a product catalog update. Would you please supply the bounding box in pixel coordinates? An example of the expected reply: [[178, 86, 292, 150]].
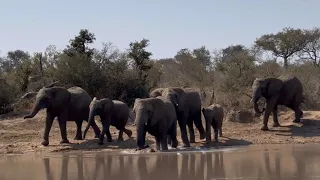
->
[[127, 39, 153, 86], [254, 27, 308, 68], [63, 29, 96, 58], [193, 46, 211, 68]]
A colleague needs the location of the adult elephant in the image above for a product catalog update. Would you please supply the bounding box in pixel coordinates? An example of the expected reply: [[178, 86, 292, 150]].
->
[[83, 97, 133, 145], [251, 74, 304, 131], [150, 87, 206, 147], [133, 97, 178, 151], [23, 86, 101, 146]]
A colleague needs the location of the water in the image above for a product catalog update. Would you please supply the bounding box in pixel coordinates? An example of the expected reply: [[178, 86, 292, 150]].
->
[[0, 144, 320, 180]]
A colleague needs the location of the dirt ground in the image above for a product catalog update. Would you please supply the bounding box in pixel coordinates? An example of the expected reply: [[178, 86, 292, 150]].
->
[[0, 110, 319, 155]]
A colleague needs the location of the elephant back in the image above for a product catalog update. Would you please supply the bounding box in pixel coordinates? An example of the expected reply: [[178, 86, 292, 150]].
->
[[67, 86, 92, 110], [112, 100, 129, 120]]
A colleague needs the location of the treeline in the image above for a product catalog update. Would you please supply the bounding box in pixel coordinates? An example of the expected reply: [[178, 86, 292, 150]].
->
[[1, 27, 320, 115]]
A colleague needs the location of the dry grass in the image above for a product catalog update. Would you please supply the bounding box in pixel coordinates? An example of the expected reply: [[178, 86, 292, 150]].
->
[[0, 110, 319, 154]]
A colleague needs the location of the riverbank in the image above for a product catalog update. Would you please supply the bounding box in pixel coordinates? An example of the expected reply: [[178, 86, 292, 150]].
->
[[0, 110, 319, 155]]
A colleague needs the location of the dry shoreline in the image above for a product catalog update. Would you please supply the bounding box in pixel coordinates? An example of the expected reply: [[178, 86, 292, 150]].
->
[[0, 110, 319, 155]]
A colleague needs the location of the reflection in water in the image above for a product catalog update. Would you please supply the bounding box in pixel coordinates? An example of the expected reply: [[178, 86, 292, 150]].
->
[[0, 144, 319, 180]]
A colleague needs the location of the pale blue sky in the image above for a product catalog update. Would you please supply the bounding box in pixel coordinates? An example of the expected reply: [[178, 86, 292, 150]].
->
[[0, 0, 319, 59]]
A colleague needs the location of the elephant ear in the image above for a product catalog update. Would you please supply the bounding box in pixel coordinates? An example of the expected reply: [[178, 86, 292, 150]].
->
[[148, 99, 163, 126], [266, 79, 283, 96]]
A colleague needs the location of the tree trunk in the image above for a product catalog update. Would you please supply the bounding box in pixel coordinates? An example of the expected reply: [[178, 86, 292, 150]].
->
[[283, 57, 288, 69]]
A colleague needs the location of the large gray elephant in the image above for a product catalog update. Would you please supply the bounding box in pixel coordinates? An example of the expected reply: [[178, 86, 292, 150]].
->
[[23, 86, 101, 146], [133, 96, 178, 151], [150, 87, 206, 147], [251, 74, 304, 131], [202, 103, 224, 142], [83, 97, 133, 145]]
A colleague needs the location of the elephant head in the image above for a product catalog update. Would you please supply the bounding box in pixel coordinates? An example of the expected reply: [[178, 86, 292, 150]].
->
[[149, 88, 164, 98], [23, 87, 70, 119], [133, 98, 162, 149], [251, 78, 283, 114], [83, 97, 114, 139], [161, 88, 181, 111]]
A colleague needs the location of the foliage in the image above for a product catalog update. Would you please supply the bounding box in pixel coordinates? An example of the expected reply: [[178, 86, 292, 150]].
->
[[254, 27, 308, 68], [1, 27, 320, 114]]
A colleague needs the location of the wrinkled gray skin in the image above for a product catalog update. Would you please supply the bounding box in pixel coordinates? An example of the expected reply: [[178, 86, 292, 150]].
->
[[133, 97, 178, 151], [83, 98, 133, 145], [252, 74, 304, 131], [150, 87, 206, 147], [23, 86, 101, 146], [202, 104, 224, 142]]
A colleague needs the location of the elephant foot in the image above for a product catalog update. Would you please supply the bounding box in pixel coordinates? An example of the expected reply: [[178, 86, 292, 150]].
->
[[117, 138, 124, 142], [171, 140, 178, 148], [60, 139, 70, 144], [200, 133, 206, 140], [98, 141, 104, 145], [260, 125, 269, 131], [182, 143, 191, 148], [41, 140, 49, 146], [136, 145, 149, 150], [272, 123, 281, 127], [293, 119, 301, 123], [74, 136, 83, 140], [126, 130, 133, 138]]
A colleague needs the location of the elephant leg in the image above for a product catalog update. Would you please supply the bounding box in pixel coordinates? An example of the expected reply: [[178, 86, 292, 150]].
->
[[193, 111, 206, 140], [98, 128, 106, 145], [167, 135, 172, 147], [205, 119, 212, 142], [261, 97, 277, 131], [168, 123, 178, 148], [89, 120, 101, 139], [117, 130, 124, 142], [155, 137, 161, 150], [272, 107, 280, 127], [74, 120, 83, 140], [293, 107, 303, 123], [42, 112, 55, 146], [187, 119, 195, 143], [177, 117, 190, 147], [103, 120, 113, 142], [57, 113, 70, 144], [211, 121, 218, 142], [218, 122, 223, 137], [123, 128, 132, 138], [160, 134, 168, 151]]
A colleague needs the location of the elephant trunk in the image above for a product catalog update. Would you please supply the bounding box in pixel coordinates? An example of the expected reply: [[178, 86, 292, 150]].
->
[[136, 113, 147, 149], [252, 89, 264, 114], [24, 99, 43, 119], [83, 109, 96, 139]]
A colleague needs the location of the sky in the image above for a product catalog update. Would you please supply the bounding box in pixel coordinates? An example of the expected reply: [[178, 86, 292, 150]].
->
[[1, 0, 320, 59]]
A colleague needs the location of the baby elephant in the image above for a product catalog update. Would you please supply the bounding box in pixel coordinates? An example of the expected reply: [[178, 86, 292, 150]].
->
[[83, 97, 132, 145], [202, 104, 224, 142], [133, 97, 178, 151]]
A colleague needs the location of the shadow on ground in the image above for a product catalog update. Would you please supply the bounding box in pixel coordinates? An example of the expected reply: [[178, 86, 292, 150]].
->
[[269, 118, 320, 137]]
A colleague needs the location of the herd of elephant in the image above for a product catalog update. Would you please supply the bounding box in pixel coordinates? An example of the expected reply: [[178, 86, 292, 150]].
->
[[23, 74, 304, 151]]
